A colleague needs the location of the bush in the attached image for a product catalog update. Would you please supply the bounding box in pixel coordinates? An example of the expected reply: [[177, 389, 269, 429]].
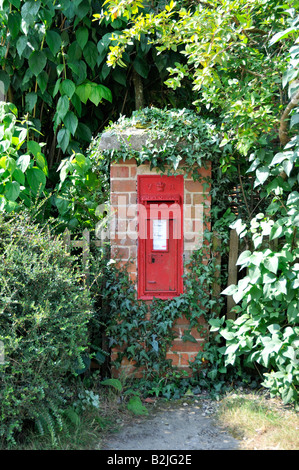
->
[[0, 212, 92, 445]]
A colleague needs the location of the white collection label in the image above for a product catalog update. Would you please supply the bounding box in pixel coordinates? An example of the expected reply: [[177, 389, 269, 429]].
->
[[153, 219, 167, 250]]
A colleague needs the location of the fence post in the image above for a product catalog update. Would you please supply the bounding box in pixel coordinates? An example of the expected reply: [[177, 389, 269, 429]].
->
[[63, 228, 71, 253], [227, 229, 238, 320], [82, 228, 90, 283], [212, 232, 221, 307]]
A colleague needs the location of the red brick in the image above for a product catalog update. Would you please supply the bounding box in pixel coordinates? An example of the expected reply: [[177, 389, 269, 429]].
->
[[166, 352, 179, 366], [111, 179, 136, 192], [193, 193, 210, 205], [111, 193, 129, 205], [111, 246, 129, 260], [130, 166, 137, 178], [185, 180, 204, 193], [171, 339, 203, 353], [110, 166, 129, 178], [130, 193, 137, 204]]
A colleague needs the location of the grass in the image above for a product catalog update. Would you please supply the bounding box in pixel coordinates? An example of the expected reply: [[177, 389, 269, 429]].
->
[[215, 390, 299, 450]]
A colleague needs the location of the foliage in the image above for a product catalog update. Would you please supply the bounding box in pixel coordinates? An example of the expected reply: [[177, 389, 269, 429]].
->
[[219, 20, 299, 407], [101, 106, 228, 175], [100, 0, 299, 407], [0, 212, 92, 445], [0, 101, 49, 213], [101, 0, 295, 158], [0, 100, 110, 230], [0, 0, 192, 172]]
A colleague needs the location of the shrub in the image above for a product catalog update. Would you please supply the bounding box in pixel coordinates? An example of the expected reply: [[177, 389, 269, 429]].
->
[[0, 212, 92, 445]]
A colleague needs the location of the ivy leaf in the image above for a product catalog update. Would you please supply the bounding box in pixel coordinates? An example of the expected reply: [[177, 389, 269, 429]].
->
[[46, 30, 62, 56], [182, 331, 197, 343], [28, 51, 47, 76]]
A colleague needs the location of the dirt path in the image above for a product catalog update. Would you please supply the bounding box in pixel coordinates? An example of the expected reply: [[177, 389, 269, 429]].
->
[[102, 396, 240, 451]]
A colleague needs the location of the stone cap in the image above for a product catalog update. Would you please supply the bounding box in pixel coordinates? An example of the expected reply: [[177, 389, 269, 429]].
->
[[97, 127, 156, 151]]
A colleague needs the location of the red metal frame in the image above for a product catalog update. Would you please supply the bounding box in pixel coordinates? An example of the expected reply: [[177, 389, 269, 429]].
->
[[137, 175, 184, 300]]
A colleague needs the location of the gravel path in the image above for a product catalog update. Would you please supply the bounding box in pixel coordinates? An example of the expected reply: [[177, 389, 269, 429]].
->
[[102, 396, 240, 451]]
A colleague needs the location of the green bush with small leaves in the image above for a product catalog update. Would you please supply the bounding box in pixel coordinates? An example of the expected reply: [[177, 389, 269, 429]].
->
[[0, 212, 92, 445]]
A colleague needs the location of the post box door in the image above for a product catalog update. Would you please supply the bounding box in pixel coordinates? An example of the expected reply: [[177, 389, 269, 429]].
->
[[145, 217, 177, 292]]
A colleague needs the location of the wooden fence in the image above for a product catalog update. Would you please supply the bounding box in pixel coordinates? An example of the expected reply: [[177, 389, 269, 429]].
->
[[63, 228, 240, 319]]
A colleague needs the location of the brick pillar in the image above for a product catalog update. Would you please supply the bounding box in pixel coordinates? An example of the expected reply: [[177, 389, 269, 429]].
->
[[110, 158, 138, 285]]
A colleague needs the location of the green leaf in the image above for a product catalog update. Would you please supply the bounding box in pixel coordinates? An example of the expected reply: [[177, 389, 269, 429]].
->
[[68, 42, 82, 62], [254, 166, 269, 187], [63, 111, 78, 136], [182, 332, 197, 343], [60, 79, 76, 99], [0, 71, 10, 94], [12, 167, 25, 185], [101, 378, 122, 392], [269, 221, 284, 240], [37, 71, 48, 94], [75, 82, 91, 104], [269, 27, 297, 45], [264, 256, 278, 274], [75, 123, 92, 142], [17, 154, 31, 172], [28, 51, 47, 76], [8, 11, 21, 39], [5, 181, 20, 201], [89, 83, 113, 106], [97, 84, 112, 103], [35, 152, 48, 176], [27, 141, 41, 158], [16, 36, 28, 57], [57, 128, 70, 153], [25, 92, 37, 112], [76, 27, 89, 49], [6, 157, 16, 175], [26, 167, 46, 195], [127, 396, 148, 415], [46, 30, 62, 56], [133, 56, 149, 78], [83, 41, 98, 70], [57, 95, 69, 119], [236, 250, 251, 266]]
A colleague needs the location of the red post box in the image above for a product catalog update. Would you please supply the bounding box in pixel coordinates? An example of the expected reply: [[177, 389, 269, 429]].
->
[[137, 175, 184, 300]]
